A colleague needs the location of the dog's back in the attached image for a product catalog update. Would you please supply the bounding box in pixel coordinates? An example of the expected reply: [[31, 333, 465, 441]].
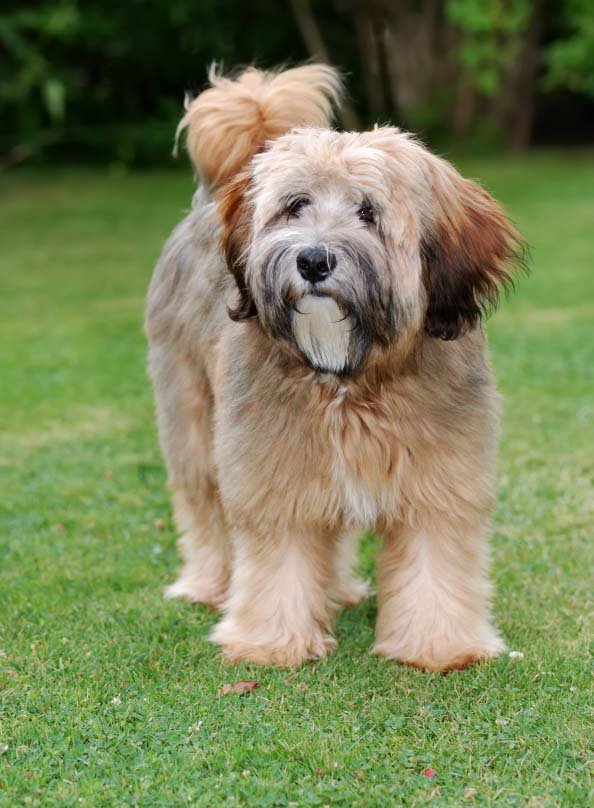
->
[[144, 63, 346, 614]]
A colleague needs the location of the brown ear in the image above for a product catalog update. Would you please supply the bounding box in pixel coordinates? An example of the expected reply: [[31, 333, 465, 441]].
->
[[216, 171, 257, 321], [421, 162, 526, 340]]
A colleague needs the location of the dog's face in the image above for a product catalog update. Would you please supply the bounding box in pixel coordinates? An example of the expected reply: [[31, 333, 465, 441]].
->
[[219, 127, 524, 376]]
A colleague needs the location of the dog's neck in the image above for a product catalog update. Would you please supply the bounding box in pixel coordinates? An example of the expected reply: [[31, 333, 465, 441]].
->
[[244, 312, 423, 394]]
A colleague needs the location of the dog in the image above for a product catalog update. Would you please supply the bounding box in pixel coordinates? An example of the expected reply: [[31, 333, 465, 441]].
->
[[146, 64, 525, 670]]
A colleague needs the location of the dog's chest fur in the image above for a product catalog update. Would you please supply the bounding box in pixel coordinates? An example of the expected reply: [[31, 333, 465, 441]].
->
[[215, 325, 496, 534], [313, 383, 404, 526], [217, 357, 409, 530]]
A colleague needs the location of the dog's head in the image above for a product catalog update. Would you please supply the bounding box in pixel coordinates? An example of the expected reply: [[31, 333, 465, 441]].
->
[[218, 127, 525, 376]]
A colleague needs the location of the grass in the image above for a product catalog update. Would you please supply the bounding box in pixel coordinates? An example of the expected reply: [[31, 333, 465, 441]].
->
[[1, 152, 593, 806]]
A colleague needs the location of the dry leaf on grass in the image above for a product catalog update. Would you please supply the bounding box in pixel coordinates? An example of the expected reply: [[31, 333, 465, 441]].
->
[[217, 681, 259, 697]]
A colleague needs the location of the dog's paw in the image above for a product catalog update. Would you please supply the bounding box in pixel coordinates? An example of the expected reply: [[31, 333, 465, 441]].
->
[[372, 629, 505, 672], [210, 618, 336, 667], [331, 577, 371, 608], [164, 571, 228, 610]]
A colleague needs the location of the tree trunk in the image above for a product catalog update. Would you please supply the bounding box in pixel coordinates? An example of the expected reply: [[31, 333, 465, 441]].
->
[[506, 3, 540, 150], [290, 0, 361, 130], [376, 0, 449, 124], [474, 3, 539, 148], [353, 5, 387, 119]]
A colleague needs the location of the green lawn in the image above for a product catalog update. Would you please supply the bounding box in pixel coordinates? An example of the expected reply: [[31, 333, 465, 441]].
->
[[1, 153, 593, 806]]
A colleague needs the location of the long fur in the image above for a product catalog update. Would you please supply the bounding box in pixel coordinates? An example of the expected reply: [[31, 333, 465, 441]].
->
[[176, 63, 343, 189], [292, 295, 353, 374], [146, 65, 525, 671]]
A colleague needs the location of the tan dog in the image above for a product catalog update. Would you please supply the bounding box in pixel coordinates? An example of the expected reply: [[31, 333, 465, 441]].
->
[[146, 65, 525, 670]]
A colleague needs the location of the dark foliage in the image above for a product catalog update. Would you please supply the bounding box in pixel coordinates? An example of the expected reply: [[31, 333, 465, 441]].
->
[[1, 0, 593, 166]]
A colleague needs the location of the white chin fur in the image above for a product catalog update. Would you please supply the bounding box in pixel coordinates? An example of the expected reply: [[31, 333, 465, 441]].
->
[[292, 294, 353, 373]]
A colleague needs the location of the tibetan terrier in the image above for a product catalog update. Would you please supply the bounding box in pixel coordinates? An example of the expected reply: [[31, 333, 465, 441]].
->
[[146, 64, 525, 670]]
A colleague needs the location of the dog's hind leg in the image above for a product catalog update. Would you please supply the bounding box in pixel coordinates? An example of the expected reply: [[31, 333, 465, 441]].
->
[[330, 528, 370, 607], [149, 345, 230, 608]]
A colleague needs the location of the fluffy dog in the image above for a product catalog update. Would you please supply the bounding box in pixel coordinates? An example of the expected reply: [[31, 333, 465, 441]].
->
[[146, 64, 525, 670]]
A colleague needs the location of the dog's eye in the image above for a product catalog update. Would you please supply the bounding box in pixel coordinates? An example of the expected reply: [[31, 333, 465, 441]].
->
[[357, 203, 375, 225], [287, 197, 310, 217]]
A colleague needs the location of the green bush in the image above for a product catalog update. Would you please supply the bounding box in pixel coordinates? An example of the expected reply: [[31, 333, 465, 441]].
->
[[2, 0, 593, 165]]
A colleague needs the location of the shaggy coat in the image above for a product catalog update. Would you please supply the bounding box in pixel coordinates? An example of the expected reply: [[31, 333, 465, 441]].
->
[[146, 64, 525, 670]]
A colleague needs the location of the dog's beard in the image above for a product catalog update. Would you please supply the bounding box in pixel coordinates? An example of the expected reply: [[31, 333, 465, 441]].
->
[[292, 295, 353, 375]]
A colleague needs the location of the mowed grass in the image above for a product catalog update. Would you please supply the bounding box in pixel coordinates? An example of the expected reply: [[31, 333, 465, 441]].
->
[[1, 153, 593, 807]]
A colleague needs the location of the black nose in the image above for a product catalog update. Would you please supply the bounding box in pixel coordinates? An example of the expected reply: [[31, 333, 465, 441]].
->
[[296, 247, 336, 283]]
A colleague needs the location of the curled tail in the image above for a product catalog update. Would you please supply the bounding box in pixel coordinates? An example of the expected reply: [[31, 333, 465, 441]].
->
[[175, 63, 343, 190]]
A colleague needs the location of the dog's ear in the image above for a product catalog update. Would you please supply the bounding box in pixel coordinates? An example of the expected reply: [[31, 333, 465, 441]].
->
[[217, 171, 257, 321], [421, 157, 526, 340]]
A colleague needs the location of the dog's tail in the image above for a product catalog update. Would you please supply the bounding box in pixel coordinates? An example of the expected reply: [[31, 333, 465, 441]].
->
[[175, 64, 343, 190]]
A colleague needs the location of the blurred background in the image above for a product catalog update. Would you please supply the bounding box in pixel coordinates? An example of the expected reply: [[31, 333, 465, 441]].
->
[[2, 0, 594, 167]]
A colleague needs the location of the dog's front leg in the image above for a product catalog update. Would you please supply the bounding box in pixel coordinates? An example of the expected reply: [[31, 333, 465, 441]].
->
[[210, 525, 337, 667], [373, 519, 505, 671]]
